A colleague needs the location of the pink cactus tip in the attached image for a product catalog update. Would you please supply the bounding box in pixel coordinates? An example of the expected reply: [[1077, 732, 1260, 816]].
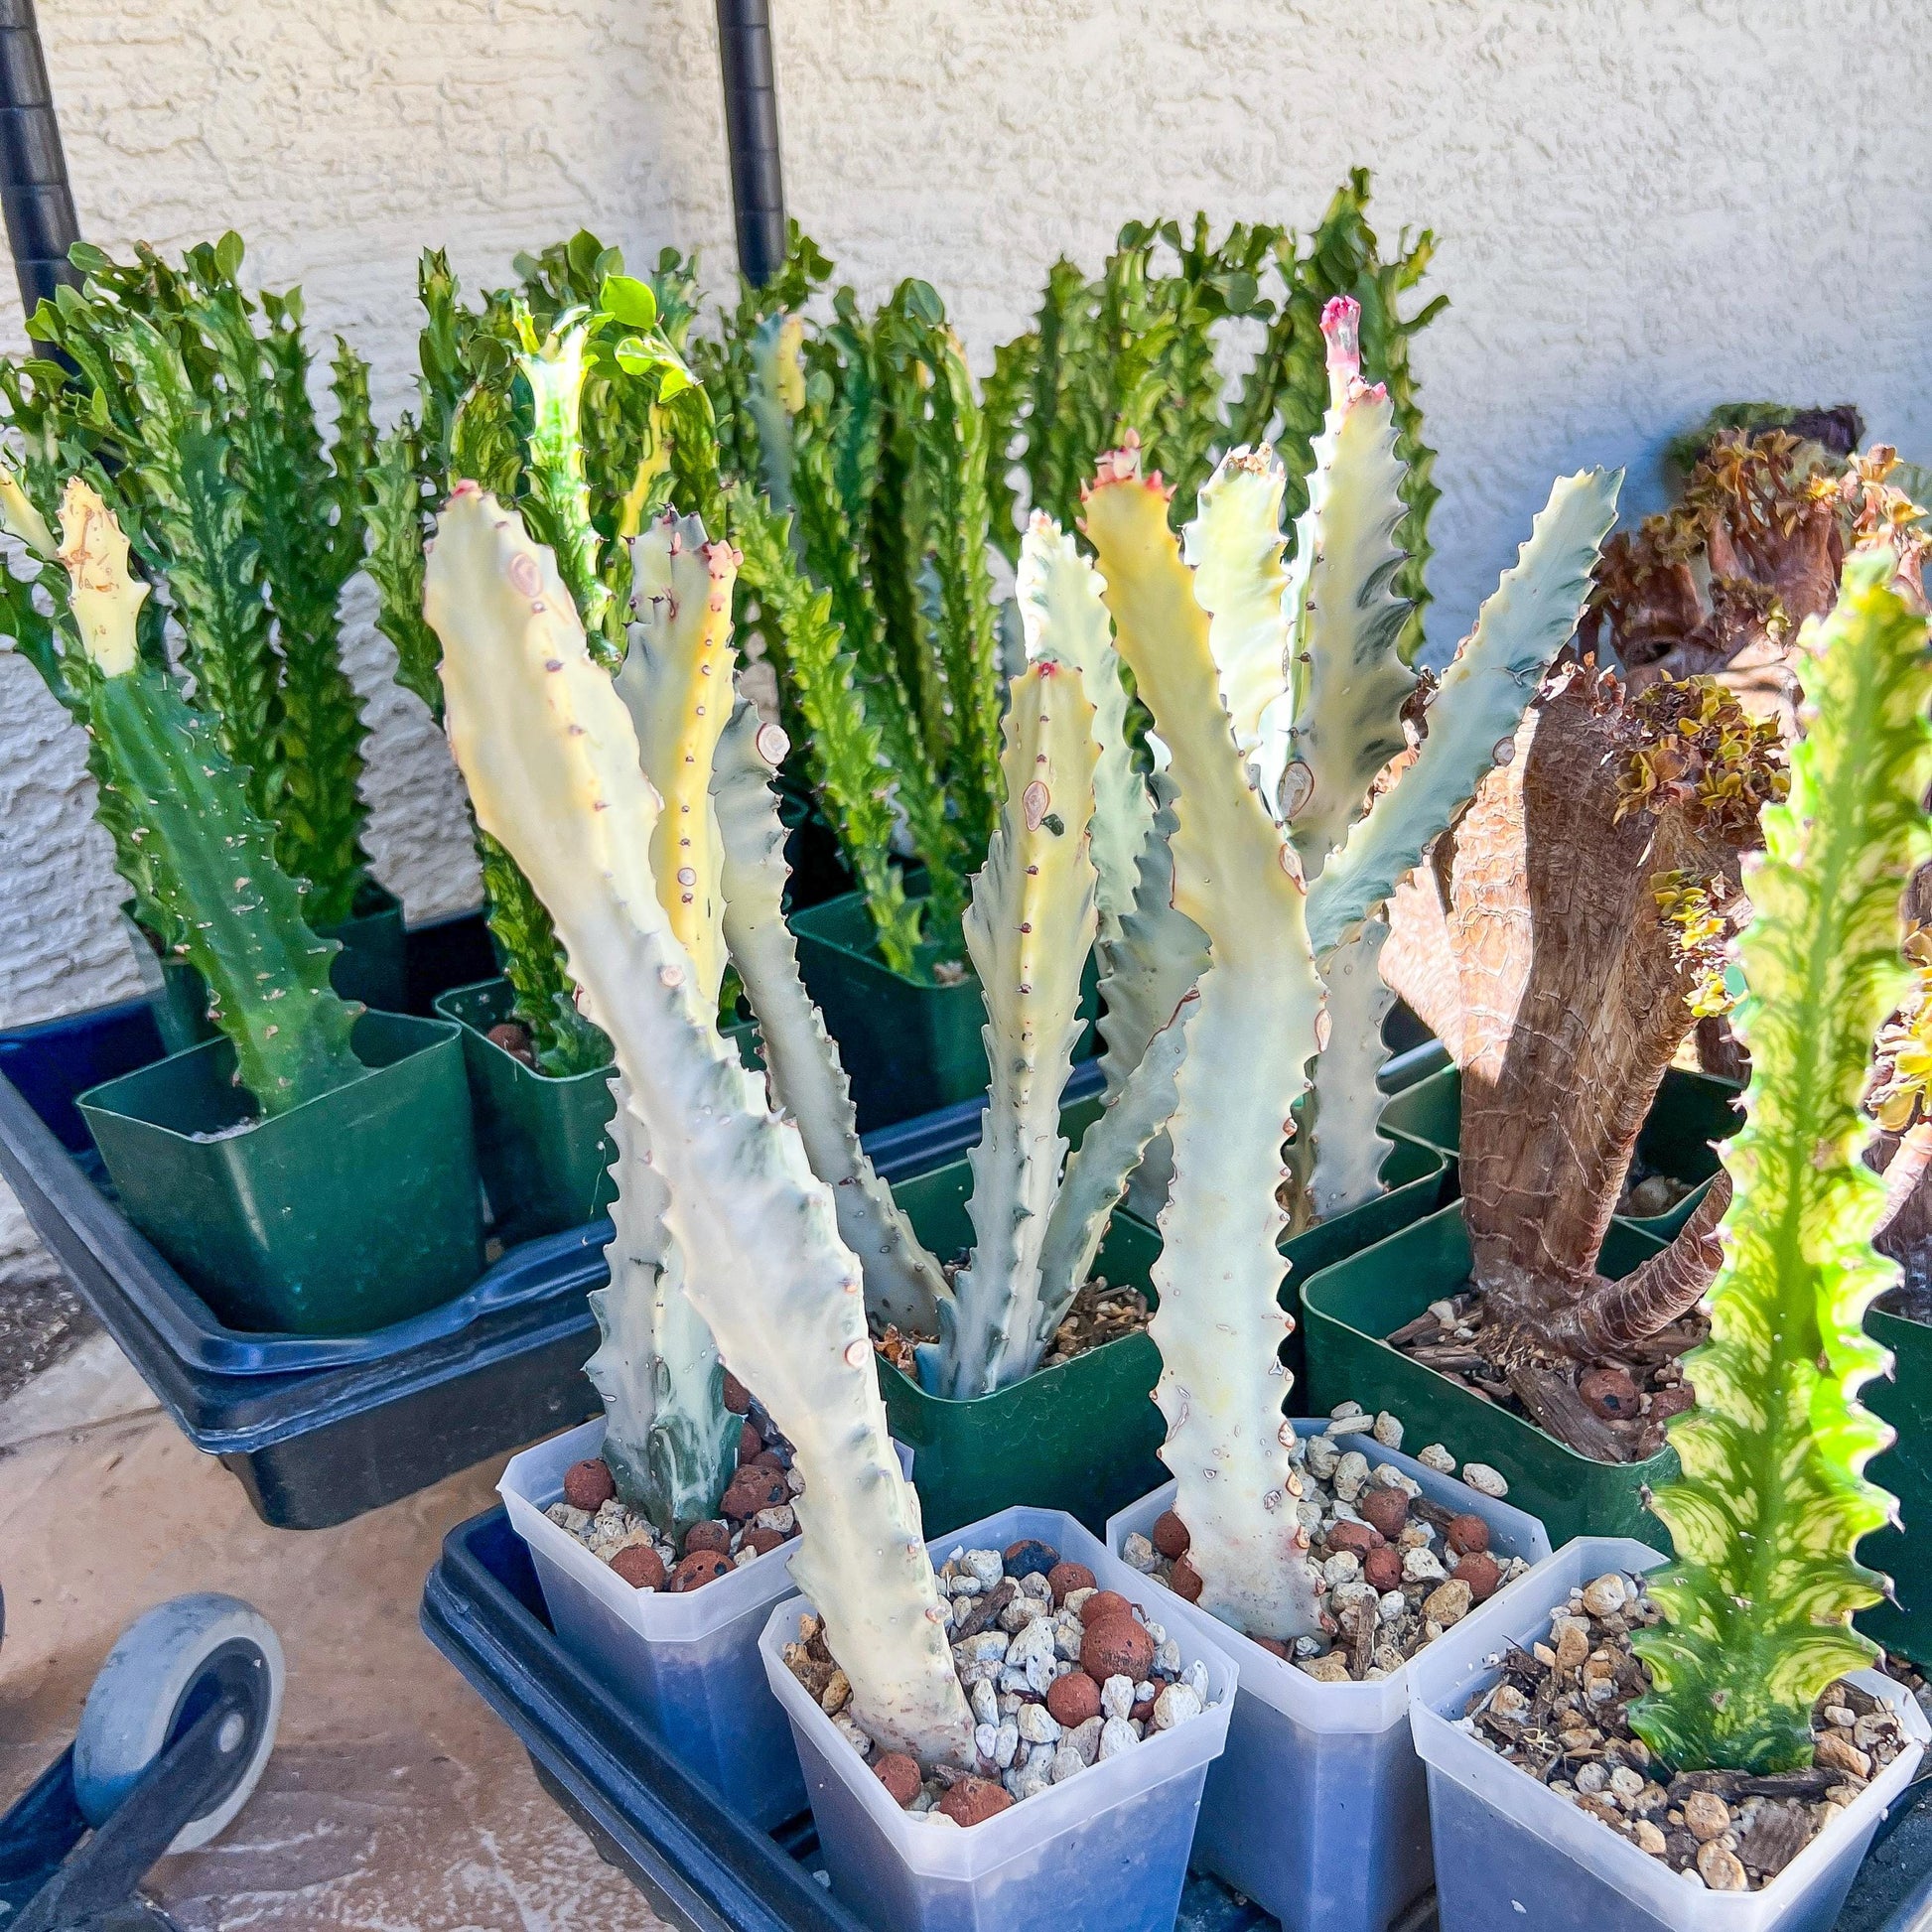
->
[[1320, 295, 1361, 368], [450, 478, 483, 499]]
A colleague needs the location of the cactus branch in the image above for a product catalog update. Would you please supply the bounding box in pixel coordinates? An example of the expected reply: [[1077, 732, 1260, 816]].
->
[[426, 486, 973, 1764], [934, 660, 1101, 1398], [1083, 442, 1326, 1643], [711, 697, 952, 1332]]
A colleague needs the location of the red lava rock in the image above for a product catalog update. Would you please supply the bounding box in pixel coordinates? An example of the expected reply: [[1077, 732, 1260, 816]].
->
[[936, 1776, 1013, 1827], [1170, 1556, 1204, 1603], [1081, 1614, 1154, 1684], [738, 1420, 763, 1462], [1326, 1519, 1384, 1558], [563, 1458, 617, 1512], [752, 1449, 787, 1472], [1445, 1513, 1490, 1556], [742, 1525, 790, 1555], [722, 1371, 753, 1415], [1454, 1552, 1503, 1602], [1152, 1510, 1191, 1560], [610, 1545, 667, 1589], [1046, 1671, 1102, 1727], [1358, 1487, 1410, 1540], [1363, 1546, 1404, 1594], [873, 1752, 922, 1808], [1252, 1636, 1290, 1659], [721, 1468, 789, 1520], [1579, 1365, 1643, 1421], [485, 1022, 537, 1067], [1078, 1589, 1136, 1628], [684, 1519, 732, 1556], [1131, 1698, 1156, 1724], [669, 1551, 733, 1591], [1046, 1561, 1095, 1604], [1649, 1383, 1696, 1422], [1003, 1538, 1059, 1580]]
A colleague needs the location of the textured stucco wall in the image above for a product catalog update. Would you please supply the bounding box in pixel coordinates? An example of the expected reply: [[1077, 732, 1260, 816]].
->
[[3, 0, 1929, 1286]]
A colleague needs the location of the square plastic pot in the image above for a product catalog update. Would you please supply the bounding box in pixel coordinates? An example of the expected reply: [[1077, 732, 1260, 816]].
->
[[1301, 1201, 1677, 1543], [1408, 1537, 1930, 1932], [1859, 1307, 1932, 1671], [758, 1503, 1236, 1932], [1105, 1420, 1555, 1932], [77, 1011, 484, 1336], [123, 883, 412, 1054], [790, 888, 1096, 1130], [1379, 1062, 1743, 1242], [881, 1125, 1454, 1541], [499, 1417, 808, 1831]]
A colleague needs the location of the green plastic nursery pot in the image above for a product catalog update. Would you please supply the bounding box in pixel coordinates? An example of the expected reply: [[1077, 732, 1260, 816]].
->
[[877, 1153, 1165, 1540], [1300, 1201, 1676, 1544], [1278, 1136, 1455, 1389], [433, 978, 763, 1245], [878, 1129, 1456, 1540], [123, 883, 413, 1054], [1861, 1307, 1932, 1669], [435, 977, 620, 1244], [77, 1011, 485, 1337], [790, 887, 1097, 1129], [1379, 1060, 1742, 1240]]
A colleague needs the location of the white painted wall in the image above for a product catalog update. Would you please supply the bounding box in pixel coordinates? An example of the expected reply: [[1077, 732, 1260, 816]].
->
[[3, 0, 1928, 1284]]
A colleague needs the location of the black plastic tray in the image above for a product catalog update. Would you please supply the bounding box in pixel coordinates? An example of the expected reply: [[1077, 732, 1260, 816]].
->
[[420, 1504, 1932, 1932], [0, 915, 1056, 1531]]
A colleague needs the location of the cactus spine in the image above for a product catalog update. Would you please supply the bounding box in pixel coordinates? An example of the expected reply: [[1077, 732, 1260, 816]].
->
[[1633, 549, 1931, 1772], [58, 482, 362, 1115], [426, 487, 973, 1763]]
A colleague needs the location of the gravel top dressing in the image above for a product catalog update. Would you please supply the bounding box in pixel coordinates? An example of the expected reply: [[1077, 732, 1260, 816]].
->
[[1121, 1403, 1533, 1680], [1459, 1570, 1910, 1891], [782, 1534, 1209, 1827], [874, 1273, 1151, 1380]]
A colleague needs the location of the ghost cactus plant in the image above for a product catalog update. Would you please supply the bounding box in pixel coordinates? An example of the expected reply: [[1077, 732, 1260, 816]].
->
[[424, 482, 974, 1763], [1076, 317, 1618, 1640]]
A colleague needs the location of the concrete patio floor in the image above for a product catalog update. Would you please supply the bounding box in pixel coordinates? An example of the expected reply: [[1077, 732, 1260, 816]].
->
[[0, 1337, 669, 1930]]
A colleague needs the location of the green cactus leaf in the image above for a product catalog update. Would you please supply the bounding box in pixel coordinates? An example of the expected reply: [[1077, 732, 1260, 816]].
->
[[1305, 468, 1621, 957], [1632, 549, 1932, 1773], [365, 424, 443, 718]]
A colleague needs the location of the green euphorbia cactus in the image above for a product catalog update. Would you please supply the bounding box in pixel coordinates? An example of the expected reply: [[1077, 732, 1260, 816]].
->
[[1633, 548, 1932, 1773], [6, 234, 377, 928]]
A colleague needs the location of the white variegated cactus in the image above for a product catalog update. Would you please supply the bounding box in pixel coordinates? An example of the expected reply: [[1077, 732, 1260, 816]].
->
[[1080, 310, 1620, 1639], [425, 485, 974, 1762]]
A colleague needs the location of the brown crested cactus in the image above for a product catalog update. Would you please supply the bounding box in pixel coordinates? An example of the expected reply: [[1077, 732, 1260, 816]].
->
[[1383, 664, 1786, 1456]]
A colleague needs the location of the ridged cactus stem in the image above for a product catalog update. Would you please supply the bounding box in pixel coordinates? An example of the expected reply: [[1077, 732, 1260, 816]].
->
[[711, 698, 952, 1332], [426, 486, 973, 1764], [585, 1079, 737, 1532], [1084, 444, 1326, 1643], [60, 482, 362, 1117], [1632, 550, 1931, 1772], [934, 660, 1101, 1398], [616, 511, 739, 1014], [1305, 920, 1397, 1222]]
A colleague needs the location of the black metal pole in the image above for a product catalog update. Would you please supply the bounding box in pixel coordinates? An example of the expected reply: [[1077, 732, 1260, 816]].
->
[[714, 0, 786, 287], [0, 0, 74, 318]]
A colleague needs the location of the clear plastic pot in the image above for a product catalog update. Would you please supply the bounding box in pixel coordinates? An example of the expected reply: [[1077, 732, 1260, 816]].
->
[[758, 1504, 1236, 1932], [1407, 1536, 1930, 1932], [498, 1419, 806, 1829], [1105, 1420, 1554, 1931]]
